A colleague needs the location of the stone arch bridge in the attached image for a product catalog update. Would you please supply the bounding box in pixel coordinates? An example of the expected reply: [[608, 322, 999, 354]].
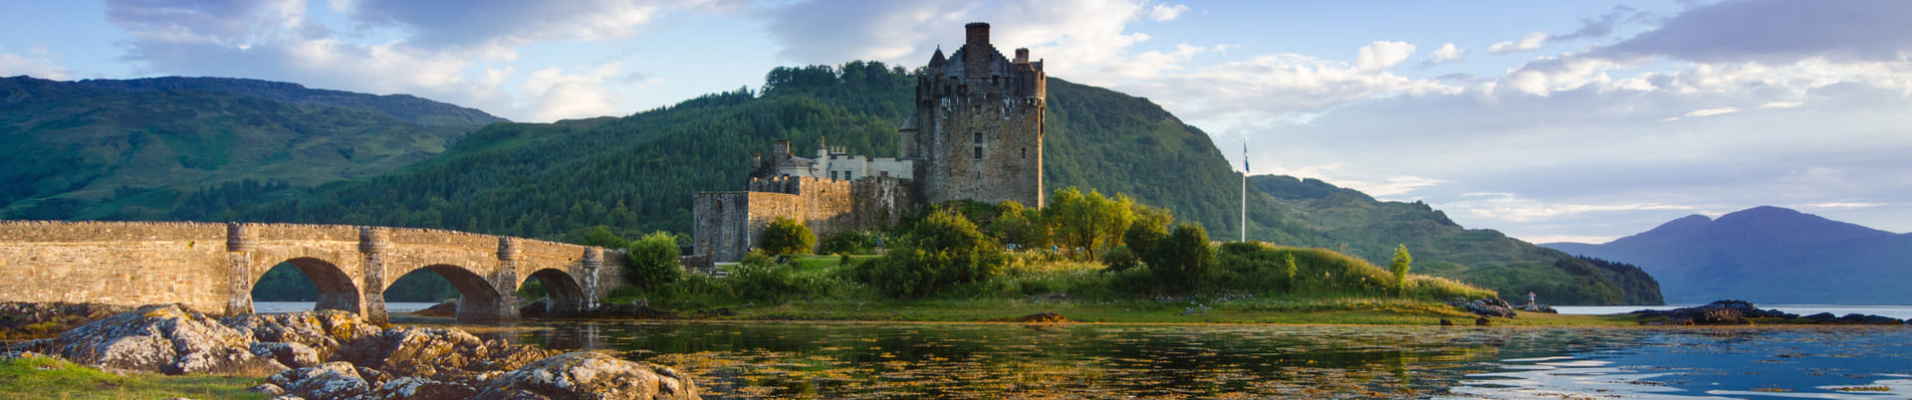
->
[[0, 221, 629, 323]]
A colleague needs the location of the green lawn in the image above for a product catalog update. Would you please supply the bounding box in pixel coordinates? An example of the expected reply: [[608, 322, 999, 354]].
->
[[0, 355, 265, 400]]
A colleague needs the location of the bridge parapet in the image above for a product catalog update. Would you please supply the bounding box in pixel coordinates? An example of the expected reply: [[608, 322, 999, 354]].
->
[[0, 221, 629, 324]]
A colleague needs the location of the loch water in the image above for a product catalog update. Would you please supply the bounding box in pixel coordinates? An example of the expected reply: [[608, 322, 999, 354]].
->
[[499, 320, 1911, 399]]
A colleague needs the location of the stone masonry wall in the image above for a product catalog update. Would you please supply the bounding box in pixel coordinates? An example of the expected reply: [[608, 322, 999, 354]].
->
[[0, 221, 622, 323]]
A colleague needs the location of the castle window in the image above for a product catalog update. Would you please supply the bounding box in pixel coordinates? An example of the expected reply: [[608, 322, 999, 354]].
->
[[1021, 147, 1026, 160], [830, 171, 838, 180], [974, 132, 984, 144], [974, 146, 983, 160]]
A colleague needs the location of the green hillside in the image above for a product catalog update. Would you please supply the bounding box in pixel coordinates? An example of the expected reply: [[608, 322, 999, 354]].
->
[[180, 62, 1658, 304], [0, 76, 495, 220], [1246, 176, 1662, 305]]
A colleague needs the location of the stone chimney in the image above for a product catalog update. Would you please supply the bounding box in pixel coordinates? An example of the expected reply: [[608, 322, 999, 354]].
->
[[1015, 48, 1029, 64], [965, 22, 990, 47]]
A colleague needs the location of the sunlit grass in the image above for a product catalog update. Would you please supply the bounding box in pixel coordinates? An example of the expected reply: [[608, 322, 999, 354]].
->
[[0, 355, 265, 400]]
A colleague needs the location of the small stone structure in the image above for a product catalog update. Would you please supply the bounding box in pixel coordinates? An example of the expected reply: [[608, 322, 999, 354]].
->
[[692, 21, 1044, 263], [0, 221, 629, 324]]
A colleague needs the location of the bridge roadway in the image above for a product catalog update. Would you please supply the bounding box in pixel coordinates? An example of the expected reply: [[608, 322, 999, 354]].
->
[[0, 221, 629, 323]]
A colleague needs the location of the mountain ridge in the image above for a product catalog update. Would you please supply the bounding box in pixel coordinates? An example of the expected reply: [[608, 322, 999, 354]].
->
[[1543, 206, 1911, 304]]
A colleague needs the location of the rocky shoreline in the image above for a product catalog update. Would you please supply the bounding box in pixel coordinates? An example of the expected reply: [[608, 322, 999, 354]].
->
[[1, 304, 700, 400], [1633, 300, 1909, 326]]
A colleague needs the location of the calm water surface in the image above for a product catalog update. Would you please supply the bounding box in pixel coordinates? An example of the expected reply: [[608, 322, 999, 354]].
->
[[1556, 304, 1912, 320], [489, 321, 1912, 399]]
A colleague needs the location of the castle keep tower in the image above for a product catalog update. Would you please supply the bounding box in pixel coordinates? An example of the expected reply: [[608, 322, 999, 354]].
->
[[901, 22, 1047, 207]]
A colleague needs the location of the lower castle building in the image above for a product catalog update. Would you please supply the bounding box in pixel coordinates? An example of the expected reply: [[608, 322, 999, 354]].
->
[[693, 22, 1044, 262]]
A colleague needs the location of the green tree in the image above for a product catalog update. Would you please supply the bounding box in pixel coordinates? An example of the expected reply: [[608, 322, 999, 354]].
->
[[1044, 187, 1135, 260], [760, 217, 816, 255], [1282, 253, 1299, 292], [1390, 244, 1412, 292], [627, 231, 682, 288], [1147, 223, 1214, 290], [988, 200, 1049, 249], [852, 210, 1006, 298]]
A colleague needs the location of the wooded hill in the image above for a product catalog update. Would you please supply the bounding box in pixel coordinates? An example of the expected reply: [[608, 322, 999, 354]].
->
[[0, 76, 500, 221]]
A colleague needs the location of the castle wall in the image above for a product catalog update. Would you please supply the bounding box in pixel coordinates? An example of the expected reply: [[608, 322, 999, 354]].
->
[[694, 175, 915, 262]]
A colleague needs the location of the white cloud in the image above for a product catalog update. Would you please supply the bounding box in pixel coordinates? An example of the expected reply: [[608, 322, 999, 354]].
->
[[1665, 107, 1740, 121], [1450, 192, 1696, 223], [1430, 43, 1464, 63], [1146, 3, 1188, 21], [0, 52, 71, 80], [1354, 41, 1414, 72], [1337, 175, 1446, 198], [520, 64, 624, 121], [1488, 31, 1547, 55]]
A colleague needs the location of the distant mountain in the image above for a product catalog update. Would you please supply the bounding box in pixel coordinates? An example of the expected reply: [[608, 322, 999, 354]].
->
[[1543, 206, 1912, 304], [0, 76, 497, 220], [1247, 175, 1663, 305]]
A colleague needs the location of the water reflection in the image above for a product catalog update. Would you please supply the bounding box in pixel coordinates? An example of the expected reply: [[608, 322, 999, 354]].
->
[[495, 322, 1912, 399]]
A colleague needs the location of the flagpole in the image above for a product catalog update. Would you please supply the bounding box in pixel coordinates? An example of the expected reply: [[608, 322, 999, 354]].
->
[[1241, 136, 1247, 243]]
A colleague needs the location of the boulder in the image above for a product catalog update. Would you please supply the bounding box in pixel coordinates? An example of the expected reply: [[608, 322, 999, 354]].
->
[[475, 351, 700, 400], [225, 310, 382, 359], [1448, 297, 1518, 318], [0, 302, 137, 341], [251, 342, 322, 369], [372, 376, 481, 400], [268, 362, 372, 400], [39, 304, 285, 375], [334, 326, 557, 384], [1518, 304, 1558, 314], [247, 383, 286, 396]]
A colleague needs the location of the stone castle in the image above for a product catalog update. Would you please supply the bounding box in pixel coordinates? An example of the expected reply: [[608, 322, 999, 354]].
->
[[693, 22, 1046, 262]]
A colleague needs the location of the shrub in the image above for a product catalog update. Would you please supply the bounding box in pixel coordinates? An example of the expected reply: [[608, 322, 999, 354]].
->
[[819, 230, 879, 255], [851, 210, 1006, 298], [1145, 223, 1214, 290], [728, 252, 804, 302], [1099, 245, 1141, 271], [626, 231, 682, 288], [760, 216, 816, 255]]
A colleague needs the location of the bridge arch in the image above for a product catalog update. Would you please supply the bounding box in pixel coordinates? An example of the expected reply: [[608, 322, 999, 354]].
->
[[253, 257, 362, 314], [521, 269, 588, 318], [389, 263, 505, 324]]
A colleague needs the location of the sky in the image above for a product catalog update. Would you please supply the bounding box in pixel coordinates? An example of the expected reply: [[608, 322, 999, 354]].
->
[[3, 0, 1909, 244]]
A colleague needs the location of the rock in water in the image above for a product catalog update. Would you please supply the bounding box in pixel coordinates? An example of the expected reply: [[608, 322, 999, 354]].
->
[[1447, 297, 1519, 318], [475, 351, 700, 400], [40, 304, 285, 375]]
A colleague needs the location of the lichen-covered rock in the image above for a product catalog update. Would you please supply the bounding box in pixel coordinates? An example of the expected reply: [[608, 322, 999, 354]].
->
[[247, 383, 286, 396], [475, 351, 700, 400], [338, 327, 486, 377], [41, 304, 285, 375], [225, 310, 381, 359], [252, 342, 322, 369], [0, 302, 136, 341], [270, 361, 372, 400], [373, 376, 480, 400], [1448, 297, 1519, 318]]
